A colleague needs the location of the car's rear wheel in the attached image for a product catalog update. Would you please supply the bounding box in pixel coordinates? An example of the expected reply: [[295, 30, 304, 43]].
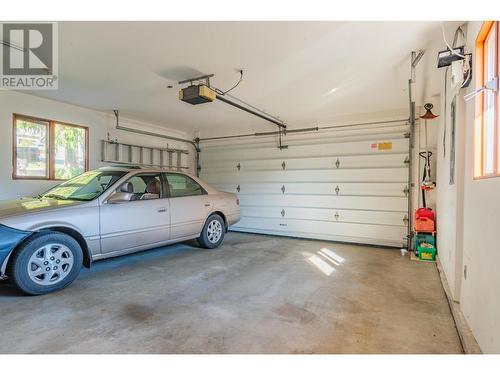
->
[[7, 231, 83, 295], [198, 214, 225, 249]]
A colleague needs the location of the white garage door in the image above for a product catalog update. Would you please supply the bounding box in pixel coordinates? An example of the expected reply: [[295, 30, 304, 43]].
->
[[200, 123, 410, 247]]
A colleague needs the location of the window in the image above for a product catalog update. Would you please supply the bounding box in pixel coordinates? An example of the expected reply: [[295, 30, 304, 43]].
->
[[474, 21, 500, 178], [125, 174, 162, 200], [13, 114, 89, 180], [165, 173, 205, 197], [54, 123, 87, 179], [39, 170, 125, 201], [13, 116, 49, 178]]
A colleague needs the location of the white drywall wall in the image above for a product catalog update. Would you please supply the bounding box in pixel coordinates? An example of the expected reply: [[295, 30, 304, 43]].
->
[[436, 21, 500, 353], [459, 21, 500, 354], [0, 91, 195, 200], [436, 59, 466, 301]]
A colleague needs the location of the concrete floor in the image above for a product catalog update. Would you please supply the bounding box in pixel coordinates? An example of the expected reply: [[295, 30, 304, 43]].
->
[[0, 232, 462, 354]]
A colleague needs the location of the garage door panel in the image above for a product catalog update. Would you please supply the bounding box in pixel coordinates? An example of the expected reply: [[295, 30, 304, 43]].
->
[[209, 182, 407, 197], [201, 138, 409, 162], [239, 194, 406, 211], [201, 153, 408, 172], [231, 217, 406, 246], [242, 206, 407, 226], [203, 168, 408, 184]]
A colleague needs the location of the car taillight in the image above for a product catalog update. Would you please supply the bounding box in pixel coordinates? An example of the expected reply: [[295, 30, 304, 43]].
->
[[236, 198, 240, 205]]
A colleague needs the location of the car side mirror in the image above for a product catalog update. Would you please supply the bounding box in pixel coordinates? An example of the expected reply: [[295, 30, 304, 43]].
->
[[107, 192, 133, 204]]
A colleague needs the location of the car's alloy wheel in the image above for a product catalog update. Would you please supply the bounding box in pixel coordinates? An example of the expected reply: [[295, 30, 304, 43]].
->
[[8, 231, 83, 295], [207, 219, 223, 244], [198, 214, 225, 249], [27, 243, 74, 286]]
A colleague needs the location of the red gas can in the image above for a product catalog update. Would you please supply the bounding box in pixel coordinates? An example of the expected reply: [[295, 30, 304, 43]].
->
[[415, 208, 435, 221]]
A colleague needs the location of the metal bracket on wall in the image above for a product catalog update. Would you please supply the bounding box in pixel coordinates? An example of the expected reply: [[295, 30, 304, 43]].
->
[[335, 158, 340, 169], [334, 185, 340, 195], [236, 185, 241, 193]]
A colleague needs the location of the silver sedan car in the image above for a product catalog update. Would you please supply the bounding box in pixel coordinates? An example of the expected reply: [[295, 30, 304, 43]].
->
[[0, 167, 240, 295]]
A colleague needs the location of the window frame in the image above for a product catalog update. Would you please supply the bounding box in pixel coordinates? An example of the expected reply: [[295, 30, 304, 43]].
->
[[164, 172, 207, 198], [474, 21, 500, 179], [12, 113, 89, 181]]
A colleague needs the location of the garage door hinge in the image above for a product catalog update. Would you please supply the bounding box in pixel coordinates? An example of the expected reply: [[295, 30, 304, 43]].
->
[[281, 161, 286, 170], [404, 156, 410, 165], [403, 215, 409, 225], [335, 185, 340, 195], [281, 209, 286, 217], [335, 158, 340, 168], [236, 185, 240, 192], [334, 212, 340, 221], [281, 185, 286, 194], [236, 163, 241, 171], [403, 186, 409, 197], [404, 132, 411, 138]]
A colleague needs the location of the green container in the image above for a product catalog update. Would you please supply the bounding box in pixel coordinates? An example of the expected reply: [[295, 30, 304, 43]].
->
[[417, 243, 436, 261], [414, 233, 435, 256]]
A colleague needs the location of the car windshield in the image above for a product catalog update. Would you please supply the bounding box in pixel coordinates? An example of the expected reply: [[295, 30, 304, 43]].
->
[[39, 170, 126, 201]]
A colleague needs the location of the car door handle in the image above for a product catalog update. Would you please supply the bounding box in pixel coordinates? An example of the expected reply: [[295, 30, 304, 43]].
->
[[157, 207, 167, 213]]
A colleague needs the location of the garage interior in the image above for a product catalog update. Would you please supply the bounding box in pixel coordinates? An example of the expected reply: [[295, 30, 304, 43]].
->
[[0, 20, 499, 354]]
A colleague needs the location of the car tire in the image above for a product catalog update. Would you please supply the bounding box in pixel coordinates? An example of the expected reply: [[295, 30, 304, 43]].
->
[[7, 231, 83, 295], [198, 214, 225, 249]]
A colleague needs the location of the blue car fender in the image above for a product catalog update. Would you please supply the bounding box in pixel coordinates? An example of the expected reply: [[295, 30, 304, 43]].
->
[[0, 224, 33, 276]]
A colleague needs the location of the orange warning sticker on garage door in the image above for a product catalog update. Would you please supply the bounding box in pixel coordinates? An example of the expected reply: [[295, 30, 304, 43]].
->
[[377, 142, 392, 150]]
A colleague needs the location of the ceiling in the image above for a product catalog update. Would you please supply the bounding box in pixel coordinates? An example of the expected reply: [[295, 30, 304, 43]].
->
[[26, 21, 453, 136]]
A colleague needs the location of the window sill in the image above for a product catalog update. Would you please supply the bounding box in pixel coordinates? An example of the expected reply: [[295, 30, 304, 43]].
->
[[13, 176, 69, 181], [473, 173, 500, 180]]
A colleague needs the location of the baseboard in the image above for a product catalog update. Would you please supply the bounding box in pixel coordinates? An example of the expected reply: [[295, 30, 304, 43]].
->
[[436, 256, 482, 354]]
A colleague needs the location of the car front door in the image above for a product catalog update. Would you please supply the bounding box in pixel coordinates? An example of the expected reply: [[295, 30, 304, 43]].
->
[[99, 173, 170, 254], [164, 173, 212, 240]]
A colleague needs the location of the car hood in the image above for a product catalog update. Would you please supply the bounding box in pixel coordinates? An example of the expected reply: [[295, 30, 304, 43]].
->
[[0, 197, 84, 221]]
